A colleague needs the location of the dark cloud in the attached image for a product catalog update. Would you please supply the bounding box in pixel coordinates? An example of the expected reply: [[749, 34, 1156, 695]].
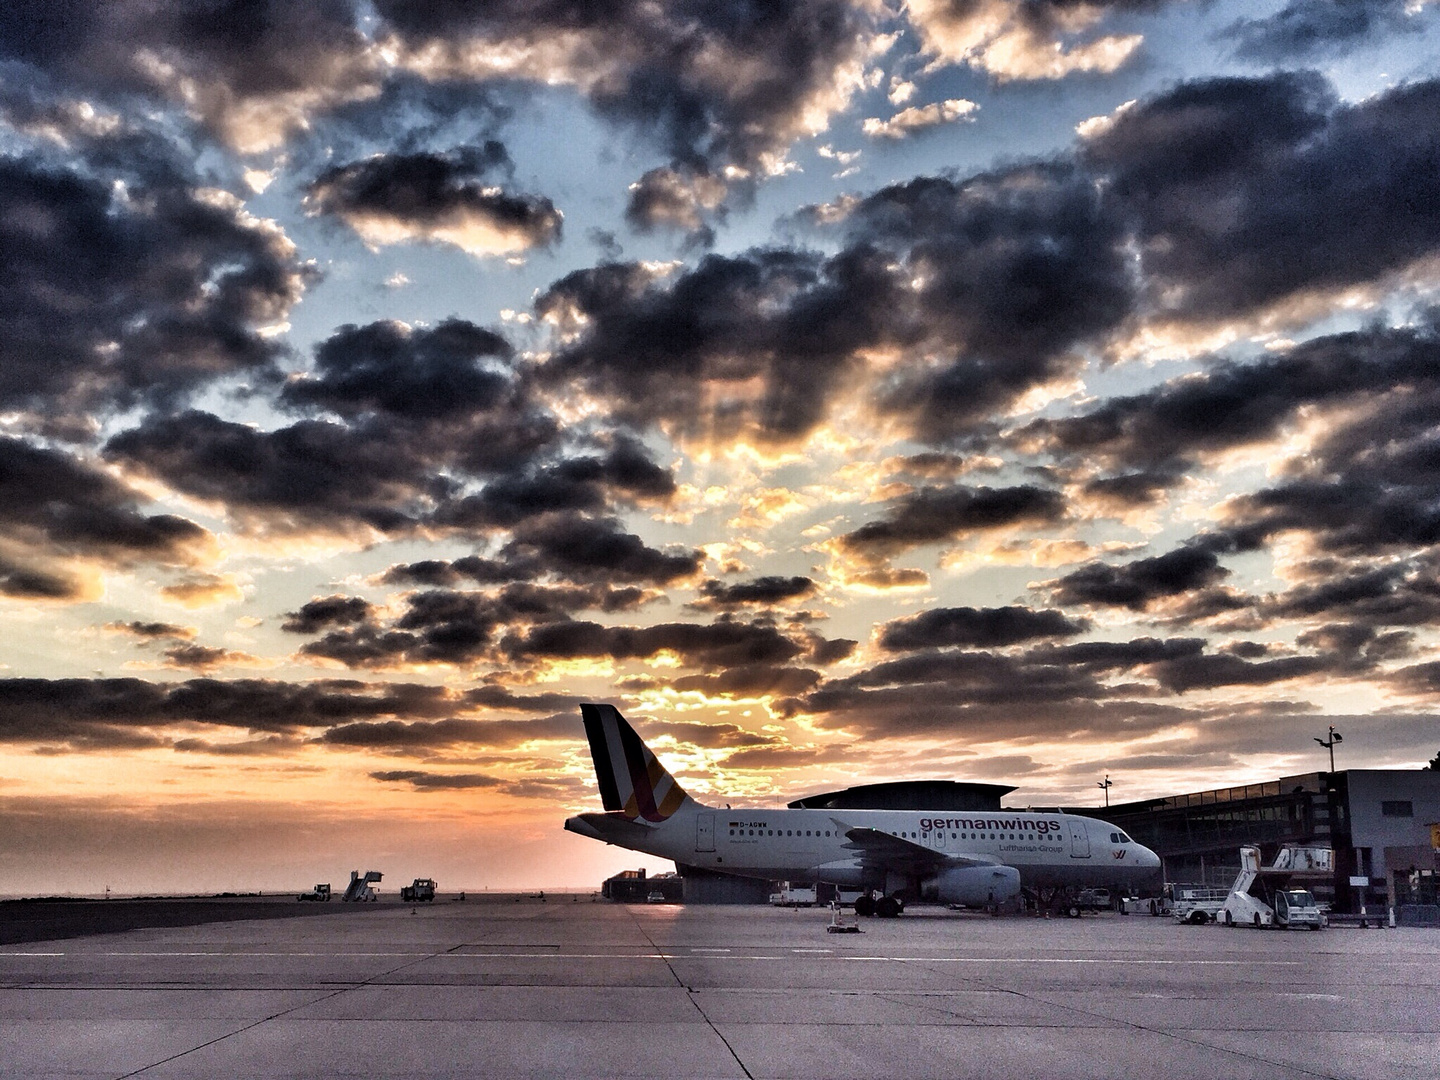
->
[[0, 0, 373, 152], [782, 624, 1391, 744], [0, 677, 458, 748], [317, 714, 577, 751], [634, 718, 779, 750], [108, 308, 682, 540], [105, 621, 194, 640], [0, 558, 83, 601], [294, 581, 666, 669], [1048, 545, 1230, 612], [1082, 73, 1440, 324], [306, 143, 562, 255], [840, 166, 1133, 443], [0, 154, 308, 427], [435, 439, 678, 529], [1265, 560, 1440, 628], [375, 517, 699, 593], [373, 0, 876, 229], [6, 0, 877, 230], [836, 484, 1066, 561], [282, 319, 515, 422], [690, 575, 817, 609], [494, 514, 702, 586], [161, 644, 254, 671], [370, 769, 504, 790], [536, 248, 895, 445], [1390, 661, 1440, 697], [500, 616, 805, 670], [0, 438, 210, 598], [1144, 652, 1337, 694], [1023, 321, 1440, 479], [106, 411, 442, 537], [1294, 623, 1415, 663], [1222, 0, 1434, 61], [669, 664, 824, 697], [879, 605, 1087, 650], [282, 596, 374, 635], [541, 159, 1136, 447]]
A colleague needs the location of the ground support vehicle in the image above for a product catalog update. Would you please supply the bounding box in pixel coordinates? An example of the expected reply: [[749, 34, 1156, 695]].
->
[[400, 878, 436, 902], [296, 884, 331, 902], [341, 870, 382, 902], [1171, 884, 1229, 924], [769, 883, 818, 907], [1220, 845, 1330, 929]]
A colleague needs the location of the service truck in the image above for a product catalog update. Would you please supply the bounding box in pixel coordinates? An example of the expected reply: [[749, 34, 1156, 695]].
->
[[768, 883, 818, 907], [400, 878, 437, 902]]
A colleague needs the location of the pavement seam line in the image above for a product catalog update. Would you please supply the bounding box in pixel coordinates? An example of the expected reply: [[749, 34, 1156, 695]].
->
[[896, 954, 1349, 1080], [627, 908, 755, 1080], [111, 914, 490, 1080]]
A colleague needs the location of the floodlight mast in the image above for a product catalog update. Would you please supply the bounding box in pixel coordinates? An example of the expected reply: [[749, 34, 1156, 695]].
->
[[1097, 773, 1113, 808], [1314, 725, 1343, 773]]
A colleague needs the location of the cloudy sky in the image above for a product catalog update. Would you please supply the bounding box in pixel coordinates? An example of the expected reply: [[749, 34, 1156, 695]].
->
[[3, 0, 1440, 894]]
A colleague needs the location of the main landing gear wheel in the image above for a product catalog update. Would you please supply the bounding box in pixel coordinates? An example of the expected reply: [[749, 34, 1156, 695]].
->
[[854, 894, 876, 917], [1066, 904, 1081, 919], [876, 895, 902, 918]]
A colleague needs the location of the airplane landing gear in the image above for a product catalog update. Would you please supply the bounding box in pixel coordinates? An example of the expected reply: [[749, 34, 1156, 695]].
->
[[853, 892, 904, 917]]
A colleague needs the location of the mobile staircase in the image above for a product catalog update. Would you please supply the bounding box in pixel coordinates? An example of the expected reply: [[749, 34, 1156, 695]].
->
[[342, 870, 383, 902], [1220, 845, 1329, 929]]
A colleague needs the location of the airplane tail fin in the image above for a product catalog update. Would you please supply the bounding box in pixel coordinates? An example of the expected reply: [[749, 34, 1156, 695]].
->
[[580, 703, 690, 822]]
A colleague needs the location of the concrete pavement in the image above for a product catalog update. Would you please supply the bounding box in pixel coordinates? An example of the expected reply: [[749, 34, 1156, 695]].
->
[[1, 897, 1435, 1079]]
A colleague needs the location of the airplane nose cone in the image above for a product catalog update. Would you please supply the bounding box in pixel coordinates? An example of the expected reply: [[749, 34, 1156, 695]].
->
[[1140, 845, 1163, 879]]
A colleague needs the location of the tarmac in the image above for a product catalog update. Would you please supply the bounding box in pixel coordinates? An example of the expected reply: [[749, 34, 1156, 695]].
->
[[1, 895, 1436, 1079]]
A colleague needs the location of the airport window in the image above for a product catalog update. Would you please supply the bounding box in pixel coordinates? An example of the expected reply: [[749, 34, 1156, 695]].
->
[[1382, 801, 1414, 817]]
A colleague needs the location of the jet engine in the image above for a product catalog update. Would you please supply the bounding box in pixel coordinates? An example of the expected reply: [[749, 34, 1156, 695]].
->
[[809, 859, 868, 888], [923, 864, 1021, 906]]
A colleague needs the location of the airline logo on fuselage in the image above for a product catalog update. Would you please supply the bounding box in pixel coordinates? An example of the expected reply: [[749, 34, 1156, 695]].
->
[[920, 817, 1063, 834]]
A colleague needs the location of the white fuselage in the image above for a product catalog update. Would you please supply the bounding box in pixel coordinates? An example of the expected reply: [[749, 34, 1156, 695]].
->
[[566, 800, 1163, 892]]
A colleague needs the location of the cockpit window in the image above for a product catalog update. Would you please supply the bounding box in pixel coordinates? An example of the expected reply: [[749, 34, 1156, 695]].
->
[[1110, 831, 1132, 844]]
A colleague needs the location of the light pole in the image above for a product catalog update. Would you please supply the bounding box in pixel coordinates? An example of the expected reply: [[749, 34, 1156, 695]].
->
[[1314, 725, 1343, 772], [1097, 773, 1112, 808]]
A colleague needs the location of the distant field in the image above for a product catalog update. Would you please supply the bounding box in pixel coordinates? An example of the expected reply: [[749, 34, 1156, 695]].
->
[[0, 896, 380, 945]]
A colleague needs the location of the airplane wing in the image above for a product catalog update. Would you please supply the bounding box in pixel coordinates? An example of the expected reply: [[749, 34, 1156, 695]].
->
[[841, 826, 1000, 877]]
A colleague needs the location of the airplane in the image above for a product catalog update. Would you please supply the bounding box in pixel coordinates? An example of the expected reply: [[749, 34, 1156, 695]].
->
[[563, 703, 1163, 916]]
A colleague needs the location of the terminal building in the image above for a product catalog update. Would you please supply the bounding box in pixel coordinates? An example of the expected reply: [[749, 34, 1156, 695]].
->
[[1096, 769, 1440, 916]]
